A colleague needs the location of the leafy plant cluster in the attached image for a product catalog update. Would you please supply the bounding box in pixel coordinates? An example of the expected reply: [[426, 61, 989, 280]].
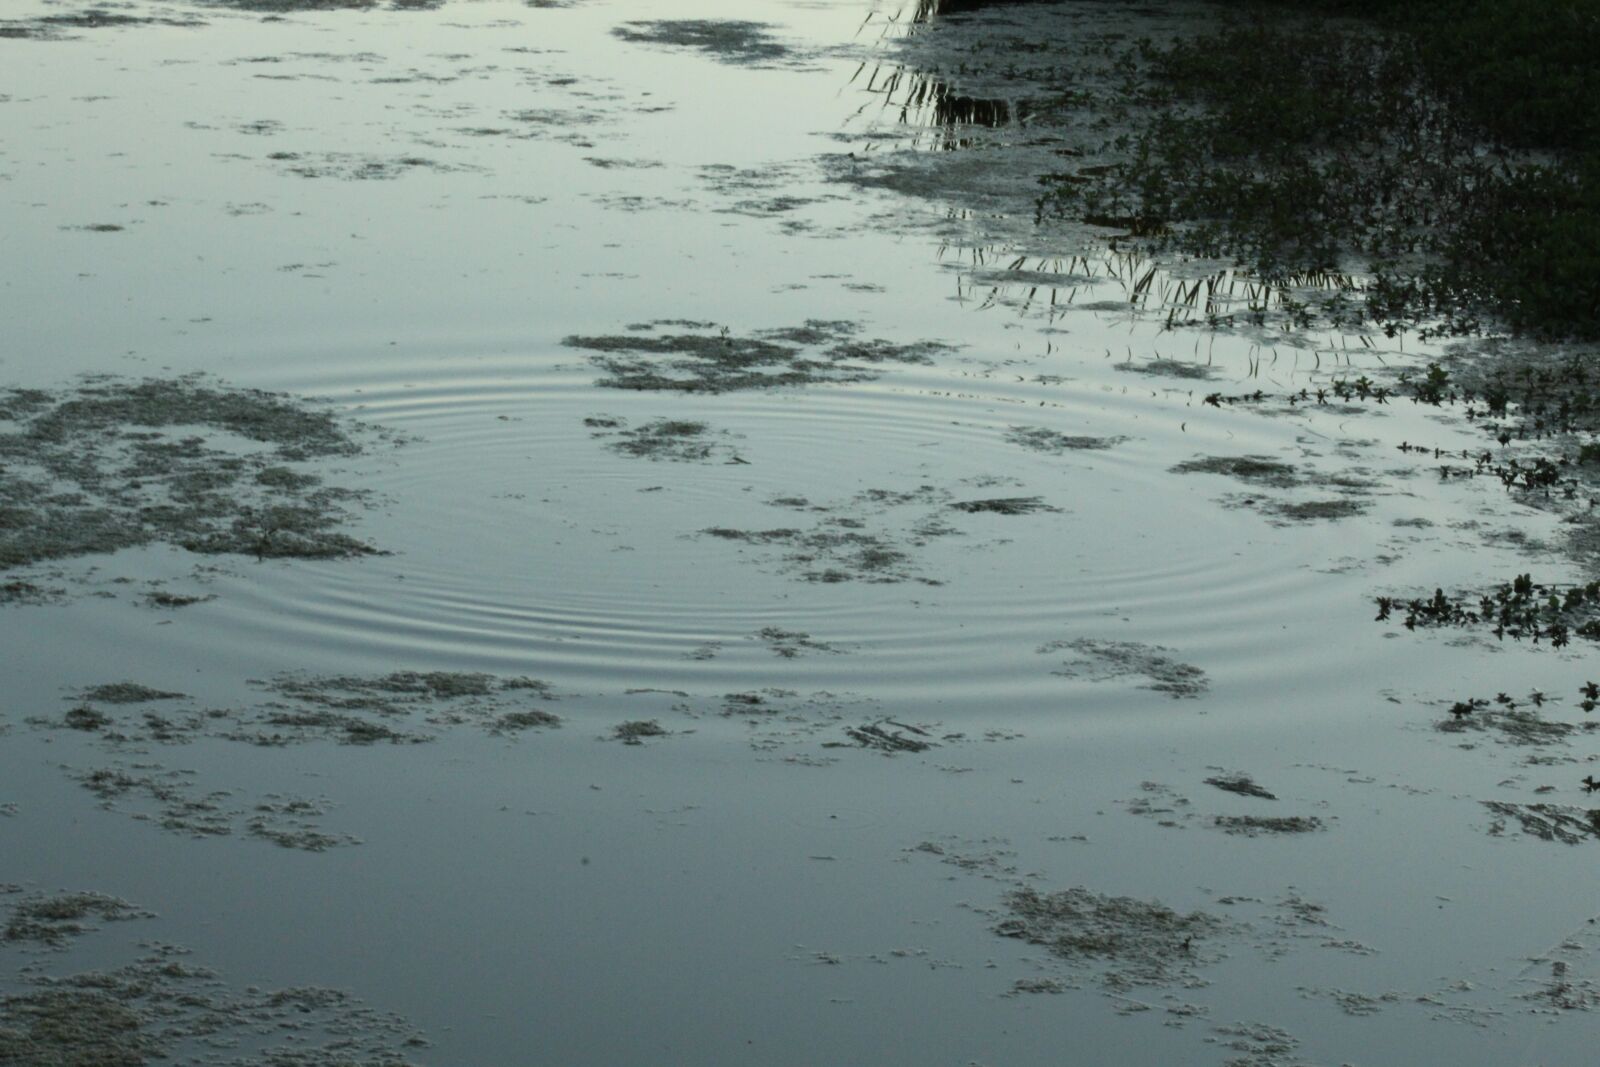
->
[[1375, 573, 1600, 647]]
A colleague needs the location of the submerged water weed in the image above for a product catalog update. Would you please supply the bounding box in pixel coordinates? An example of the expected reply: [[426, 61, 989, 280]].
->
[[0, 377, 383, 582], [1039, 638, 1208, 699], [565, 320, 953, 393]]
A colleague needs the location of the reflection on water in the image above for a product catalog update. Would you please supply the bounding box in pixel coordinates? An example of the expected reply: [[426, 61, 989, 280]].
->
[[936, 240, 1371, 336], [848, 63, 1027, 150]]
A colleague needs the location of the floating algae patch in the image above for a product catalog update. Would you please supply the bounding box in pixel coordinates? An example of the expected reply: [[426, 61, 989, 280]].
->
[[36, 671, 557, 748], [565, 320, 954, 393], [78, 683, 187, 705], [245, 671, 557, 744], [0, 376, 384, 585], [1258, 498, 1369, 523], [610, 719, 668, 745], [1039, 638, 1209, 699], [1115, 358, 1215, 381], [69, 765, 359, 851], [995, 886, 1227, 991], [3, 893, 151, 947], [1205, 773, 1277, 801], [0, 580, 61, 607], [610, 20, 806, 68], [752, 627, 845, 658], [1212, 815, 1325, 837], [1005, 427, 1126, 454], [1483, 802, 1600, 845], [585, 416, 741, 463], [1435, 701, 1582, 748], [0, 10, 205, 41], [0, 913, 427, 1066], [701, 483, 964, 584], [268, 151, 471, 181], [829, 720, 935, 754], [948, 496, 1059, 515], [1170, 455, 1300, 489]]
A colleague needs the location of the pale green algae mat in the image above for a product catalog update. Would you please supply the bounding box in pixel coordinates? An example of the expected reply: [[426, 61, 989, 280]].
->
[[3, 1, 1599, 1064]]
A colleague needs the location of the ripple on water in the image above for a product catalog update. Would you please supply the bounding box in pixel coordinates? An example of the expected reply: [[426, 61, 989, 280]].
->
[[165, 355, 1352, 707]]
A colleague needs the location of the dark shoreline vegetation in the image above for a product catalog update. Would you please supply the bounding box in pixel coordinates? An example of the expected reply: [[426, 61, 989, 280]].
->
[[1027, 0, 1600, 339]]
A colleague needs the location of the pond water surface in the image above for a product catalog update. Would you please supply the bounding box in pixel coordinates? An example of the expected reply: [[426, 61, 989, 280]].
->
[[3, 2, 1598, 1065]]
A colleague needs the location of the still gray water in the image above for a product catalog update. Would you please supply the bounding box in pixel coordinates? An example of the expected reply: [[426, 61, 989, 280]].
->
[[2, 2, 1597, 1064]]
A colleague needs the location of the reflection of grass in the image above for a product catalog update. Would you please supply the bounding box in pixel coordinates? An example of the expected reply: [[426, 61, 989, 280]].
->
[[1035, 1, 1600, 339]]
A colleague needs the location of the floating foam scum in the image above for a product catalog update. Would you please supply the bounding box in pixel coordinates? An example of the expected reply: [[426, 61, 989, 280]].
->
[[0, 376, 386, 587]]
